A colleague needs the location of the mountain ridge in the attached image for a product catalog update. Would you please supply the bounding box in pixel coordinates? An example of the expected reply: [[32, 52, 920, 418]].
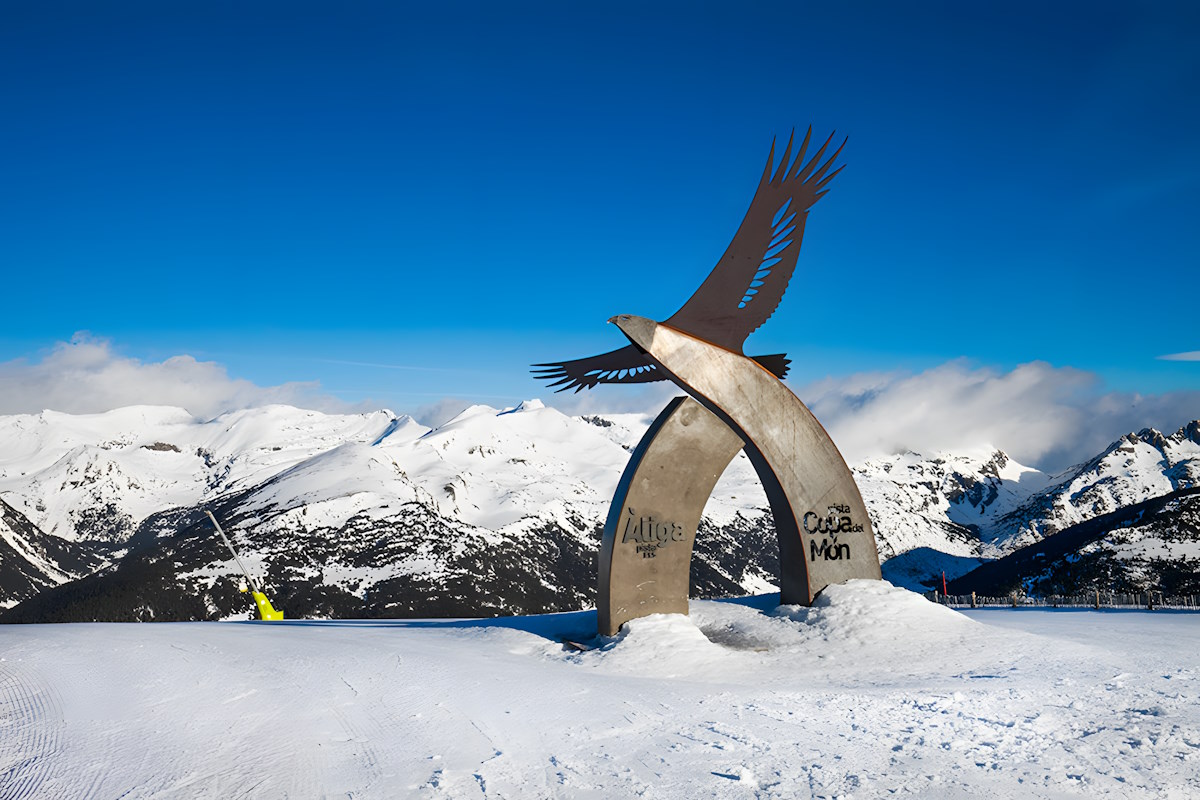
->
[[1, 403, 1196, 618]]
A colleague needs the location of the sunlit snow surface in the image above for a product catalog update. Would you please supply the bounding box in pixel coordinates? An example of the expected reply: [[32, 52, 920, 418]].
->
[[3, 581, 1199, 798]]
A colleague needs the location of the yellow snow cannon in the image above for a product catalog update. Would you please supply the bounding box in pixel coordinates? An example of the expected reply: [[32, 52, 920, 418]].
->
[[205, 510, 285, 621], [247, 589, 285, 621]]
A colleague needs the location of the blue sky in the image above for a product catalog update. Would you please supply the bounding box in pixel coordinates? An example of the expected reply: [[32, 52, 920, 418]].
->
[[1, 1, 1197, 451]]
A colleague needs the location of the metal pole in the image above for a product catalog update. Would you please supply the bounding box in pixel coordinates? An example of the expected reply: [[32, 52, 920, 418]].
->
[[204, 511, 261, 595]]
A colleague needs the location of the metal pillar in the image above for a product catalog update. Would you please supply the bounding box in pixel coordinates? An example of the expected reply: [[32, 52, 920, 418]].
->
[[598, 396, 744, 635]]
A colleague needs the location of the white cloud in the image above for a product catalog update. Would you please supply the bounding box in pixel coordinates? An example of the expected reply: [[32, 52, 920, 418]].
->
[[0, 334, 348, 419], [800, 360, 1200, 472], [5, 338, 1195, 472], [542, 358, 1199, 472], [1158, 351, 1200, 361]]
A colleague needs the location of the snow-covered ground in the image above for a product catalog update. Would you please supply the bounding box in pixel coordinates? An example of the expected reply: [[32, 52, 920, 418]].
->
[[3, 581, 1199, 799]]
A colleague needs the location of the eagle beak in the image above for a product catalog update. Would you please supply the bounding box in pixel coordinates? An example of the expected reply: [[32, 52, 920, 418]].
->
[[609, 314, 657, 352]]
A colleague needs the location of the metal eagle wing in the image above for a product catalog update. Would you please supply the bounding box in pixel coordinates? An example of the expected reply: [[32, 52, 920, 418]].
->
[[665, 128, 845, 351], [531, 345, 661, 393]]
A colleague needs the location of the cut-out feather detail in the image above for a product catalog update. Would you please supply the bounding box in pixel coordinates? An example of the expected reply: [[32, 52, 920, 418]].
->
[[533, 128, 842, 391]]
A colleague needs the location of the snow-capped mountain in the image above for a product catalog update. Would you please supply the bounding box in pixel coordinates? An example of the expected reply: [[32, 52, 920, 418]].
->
[[0, 405, 403, 544], [1, 402, 1196, 619], [992, 423, 1200, 549], [0, 497, 113, 603], [852, 449, 1049, 589], [0, 401, 773, 617]]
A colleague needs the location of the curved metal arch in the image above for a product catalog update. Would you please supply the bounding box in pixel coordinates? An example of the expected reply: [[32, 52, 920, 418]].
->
[[597, 396, 745, 635], [597, 316, 880, 635]]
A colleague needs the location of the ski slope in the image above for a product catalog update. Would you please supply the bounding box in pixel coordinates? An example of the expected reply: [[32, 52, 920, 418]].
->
[[2, 581, 1199, 798]]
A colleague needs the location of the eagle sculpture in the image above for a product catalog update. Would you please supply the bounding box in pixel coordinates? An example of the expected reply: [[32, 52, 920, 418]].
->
[[532, 127, 845, 392]]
